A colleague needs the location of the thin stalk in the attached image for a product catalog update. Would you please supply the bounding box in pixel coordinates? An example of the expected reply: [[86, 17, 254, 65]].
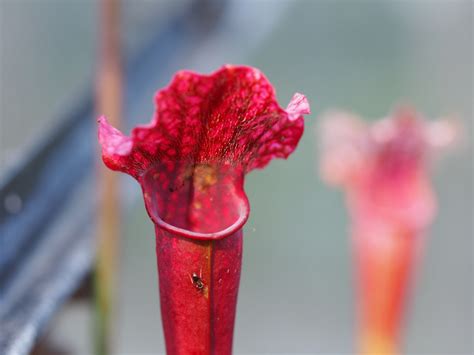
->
[[94, 0, 122, 353], [354, 229, 416, 355]]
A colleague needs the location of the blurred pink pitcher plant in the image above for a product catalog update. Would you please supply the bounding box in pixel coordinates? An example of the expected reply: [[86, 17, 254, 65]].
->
[[319, 107, 457, 354]]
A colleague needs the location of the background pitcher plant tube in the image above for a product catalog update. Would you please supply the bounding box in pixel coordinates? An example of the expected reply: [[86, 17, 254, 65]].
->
[[319, 108, 457, 355], [98, 65, 310, 355]]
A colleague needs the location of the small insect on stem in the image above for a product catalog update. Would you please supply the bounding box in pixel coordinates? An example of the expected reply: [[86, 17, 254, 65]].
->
[[190, 270, 205, 291]]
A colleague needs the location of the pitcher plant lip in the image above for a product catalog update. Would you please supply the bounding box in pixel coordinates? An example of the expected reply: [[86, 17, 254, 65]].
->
[[98, 64, 310, 240], [141, 181, 250, 241]]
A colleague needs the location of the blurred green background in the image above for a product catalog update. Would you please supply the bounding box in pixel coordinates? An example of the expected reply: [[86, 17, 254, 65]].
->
[[1, 0, 472, 354]]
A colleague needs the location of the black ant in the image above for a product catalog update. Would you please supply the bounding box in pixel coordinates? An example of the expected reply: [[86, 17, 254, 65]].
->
[[190, 269, 205, 291]]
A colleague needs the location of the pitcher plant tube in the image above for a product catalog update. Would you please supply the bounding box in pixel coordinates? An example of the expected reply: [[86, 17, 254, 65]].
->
[[319, 107, 456, 355], [98, 65, 310, 355]]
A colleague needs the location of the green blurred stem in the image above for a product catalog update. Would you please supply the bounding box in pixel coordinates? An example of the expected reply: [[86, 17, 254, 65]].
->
[[94, 0, 122, 353]]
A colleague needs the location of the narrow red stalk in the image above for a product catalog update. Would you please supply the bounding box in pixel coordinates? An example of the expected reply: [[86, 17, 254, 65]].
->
[[155, 229, 243, 354], [319, 108, 456, 355], [98, 66, 310, 354]]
